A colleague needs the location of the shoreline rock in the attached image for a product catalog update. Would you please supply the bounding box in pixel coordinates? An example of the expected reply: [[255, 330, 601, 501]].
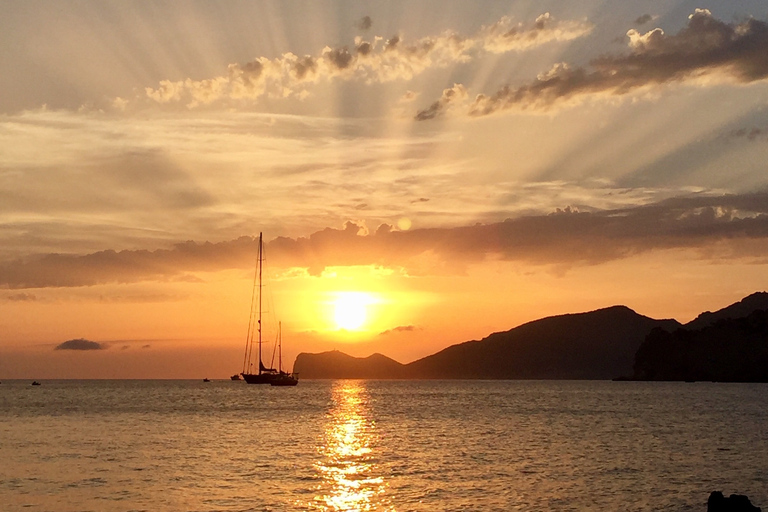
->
[[708, 491, 761, 512]]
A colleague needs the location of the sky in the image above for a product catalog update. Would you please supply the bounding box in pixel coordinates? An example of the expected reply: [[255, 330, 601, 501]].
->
[[2, 0, 768, 378]]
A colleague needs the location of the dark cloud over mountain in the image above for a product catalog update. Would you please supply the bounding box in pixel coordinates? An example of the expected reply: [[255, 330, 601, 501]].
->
[[2, 191, 768, 289]]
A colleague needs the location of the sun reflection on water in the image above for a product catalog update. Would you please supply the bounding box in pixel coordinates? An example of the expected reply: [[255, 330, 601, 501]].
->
[[312, 381, 390, 511]]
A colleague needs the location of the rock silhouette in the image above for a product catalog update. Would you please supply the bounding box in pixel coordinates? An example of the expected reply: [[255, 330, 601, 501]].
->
[[708, 491, 762, 512]]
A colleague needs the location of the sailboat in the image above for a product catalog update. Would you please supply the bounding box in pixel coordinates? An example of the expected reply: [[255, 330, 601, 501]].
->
[[240, 232, 280, 384], [271, 321, 299, 387]]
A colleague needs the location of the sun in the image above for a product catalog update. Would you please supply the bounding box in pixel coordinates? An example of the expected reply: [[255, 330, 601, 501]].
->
[[333, 292, 370, 330]]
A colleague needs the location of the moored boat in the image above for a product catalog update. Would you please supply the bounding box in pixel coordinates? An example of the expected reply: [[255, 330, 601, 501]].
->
[[270, 321, 298, 387], [238, 232, 289, 385], [270, 373, 298, 386]]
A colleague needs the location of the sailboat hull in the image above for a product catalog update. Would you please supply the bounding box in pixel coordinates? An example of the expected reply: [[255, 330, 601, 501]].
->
[[241, 372, 278, 384], [270, 374, 298, 386]]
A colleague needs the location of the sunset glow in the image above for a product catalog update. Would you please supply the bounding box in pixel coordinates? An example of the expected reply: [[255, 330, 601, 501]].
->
[[332, 292, 371, 331], [2, 0, 768, 378]]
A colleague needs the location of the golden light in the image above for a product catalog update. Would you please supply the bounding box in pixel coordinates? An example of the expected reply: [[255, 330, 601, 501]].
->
[[312, 381, 388, 510], [332, 292, 374, 331]]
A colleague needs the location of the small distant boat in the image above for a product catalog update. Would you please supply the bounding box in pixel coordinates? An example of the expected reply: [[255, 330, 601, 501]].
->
[[230, 374, 241, 381], [203, 378, 211, 382], [31, 381, 41, 386]]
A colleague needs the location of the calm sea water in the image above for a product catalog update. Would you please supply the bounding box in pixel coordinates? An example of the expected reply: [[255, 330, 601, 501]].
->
[[0, 379, 766, 512]]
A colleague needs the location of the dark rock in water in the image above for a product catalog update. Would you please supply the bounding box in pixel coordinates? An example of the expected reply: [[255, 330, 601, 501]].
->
[[708, 491, 762, 512]]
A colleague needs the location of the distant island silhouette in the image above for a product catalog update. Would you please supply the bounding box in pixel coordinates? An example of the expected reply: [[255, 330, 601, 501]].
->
[[294, 292, 768, 381]]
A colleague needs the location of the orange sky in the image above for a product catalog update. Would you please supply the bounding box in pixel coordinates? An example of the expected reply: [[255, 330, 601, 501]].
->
[[2, 1, 768, 378]]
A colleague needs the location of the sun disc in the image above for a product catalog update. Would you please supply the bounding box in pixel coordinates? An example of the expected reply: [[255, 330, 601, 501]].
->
[[333, 293, 368, 330]]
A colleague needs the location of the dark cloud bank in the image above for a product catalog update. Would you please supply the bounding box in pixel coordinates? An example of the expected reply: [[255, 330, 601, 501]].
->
[[2, 192, 768, 289]]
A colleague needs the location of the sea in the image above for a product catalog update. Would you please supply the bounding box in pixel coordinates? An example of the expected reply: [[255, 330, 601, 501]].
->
[[0, 380, 766, 512]]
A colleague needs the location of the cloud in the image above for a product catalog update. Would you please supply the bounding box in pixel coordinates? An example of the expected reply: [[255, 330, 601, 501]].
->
[[270, 193, 768, 272], [380, 325, 420, 336], [634, 14, 656, 26], [55, 338, 106, 350], [480, 12, 592, 53], [358, 16, 373, 31], [0, 236, 259, 288], [414, 83, 468, 120], [729, 127, 766, 141], [3, 191, 768, 287], [142, 13, 590, 108], [5, 292, 37, 301], [418, 10, 768, 118]]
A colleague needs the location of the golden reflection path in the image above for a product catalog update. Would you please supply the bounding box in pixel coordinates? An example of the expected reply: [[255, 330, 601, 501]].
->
[[312, 381, 391, 511]]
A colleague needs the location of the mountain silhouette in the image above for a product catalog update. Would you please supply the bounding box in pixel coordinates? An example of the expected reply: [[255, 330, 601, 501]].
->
[[685, 292, 768, 330], [633, 309, 768, 382], [294, 305, 680, 379], [293, 351, 406, 379], [294, 293, 768, 380]]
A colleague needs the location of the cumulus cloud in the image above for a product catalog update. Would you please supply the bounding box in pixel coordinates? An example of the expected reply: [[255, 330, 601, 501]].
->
[[417, 10, 768, 118], [3, 192, 768, 287], [414, 83, 468, 120], [480, 12, 592, 53], [142, 13, 590, 108], [55, 338, 106, 350]]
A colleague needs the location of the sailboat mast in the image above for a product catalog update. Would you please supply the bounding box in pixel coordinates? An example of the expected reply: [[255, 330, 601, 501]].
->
[[278, 321, 282, 373], [242, 233, 260, 375], [257, 232, 263, 375]]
